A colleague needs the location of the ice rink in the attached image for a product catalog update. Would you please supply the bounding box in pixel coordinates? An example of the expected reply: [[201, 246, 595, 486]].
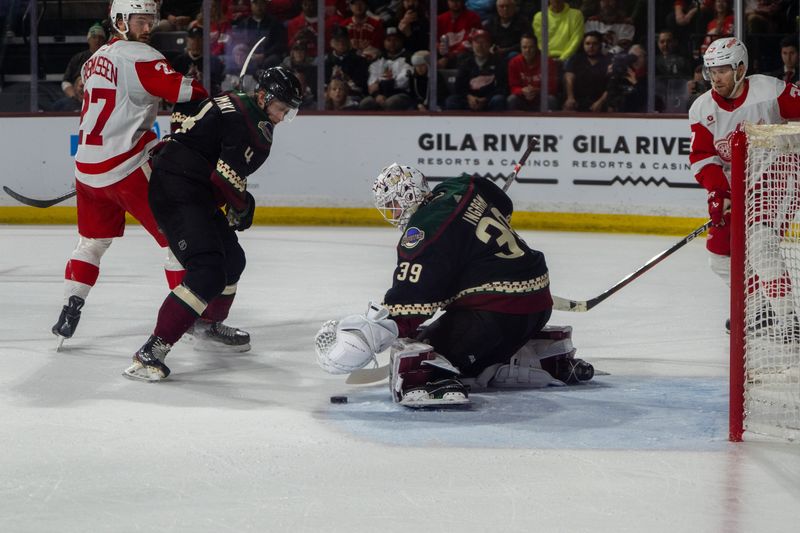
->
[[1, 224, 798, 533]]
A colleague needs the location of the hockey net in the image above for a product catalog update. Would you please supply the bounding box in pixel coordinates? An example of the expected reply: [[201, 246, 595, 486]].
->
[[730, 123, 800, 442]]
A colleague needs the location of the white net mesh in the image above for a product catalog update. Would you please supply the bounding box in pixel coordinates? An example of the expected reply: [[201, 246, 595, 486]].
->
[[741, 122, 800, 441]]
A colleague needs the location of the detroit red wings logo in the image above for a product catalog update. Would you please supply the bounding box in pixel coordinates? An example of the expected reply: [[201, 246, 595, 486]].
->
[[714, 122, 760, 163], [714, 130, 735, 162]]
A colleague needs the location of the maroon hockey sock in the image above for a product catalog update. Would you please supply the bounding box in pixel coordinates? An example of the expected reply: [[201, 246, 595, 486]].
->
[[65, 259, 99, 286], [154, 293, 201, 345], [201, 293, 235, 323]]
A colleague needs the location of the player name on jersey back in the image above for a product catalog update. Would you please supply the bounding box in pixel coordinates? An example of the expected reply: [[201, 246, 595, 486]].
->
[[81, 55, 119, 86]]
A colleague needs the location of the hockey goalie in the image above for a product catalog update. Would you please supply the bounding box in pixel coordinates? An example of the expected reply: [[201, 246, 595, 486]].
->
[[314, 164, 594, 407]]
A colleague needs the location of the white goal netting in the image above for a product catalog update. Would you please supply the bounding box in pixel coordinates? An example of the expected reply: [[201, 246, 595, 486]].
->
[[740, 123, 800, 441]]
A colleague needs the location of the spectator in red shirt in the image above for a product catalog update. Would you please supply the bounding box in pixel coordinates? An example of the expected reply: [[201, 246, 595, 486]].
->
[[209, 0, 232, 57], [507, 33, 560, 111], [699, 0, 733, 56], [343, 0, 385, 57], [437, 0, 482, 68], [287, 0, 344, 58]]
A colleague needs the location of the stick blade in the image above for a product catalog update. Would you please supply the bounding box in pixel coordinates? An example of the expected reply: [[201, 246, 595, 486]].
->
[[3, 185, 76, 208], [345, 364, 390, 385]]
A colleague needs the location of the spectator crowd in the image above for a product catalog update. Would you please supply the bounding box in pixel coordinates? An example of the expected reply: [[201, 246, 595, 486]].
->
[[53, 0, 800, 113]]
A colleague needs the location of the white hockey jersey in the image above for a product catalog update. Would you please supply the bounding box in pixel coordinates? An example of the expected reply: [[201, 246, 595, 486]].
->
[[688, 74, 800, 192], [74, 38, 207, 187]]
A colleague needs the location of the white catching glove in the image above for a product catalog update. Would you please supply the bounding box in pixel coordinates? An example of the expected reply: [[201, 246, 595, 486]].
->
[[314, 302, 399, 374], [338, 302, 399, 354]]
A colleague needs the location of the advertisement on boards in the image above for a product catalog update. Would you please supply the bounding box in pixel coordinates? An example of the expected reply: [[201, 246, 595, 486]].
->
[[0, 114, 705, 217]]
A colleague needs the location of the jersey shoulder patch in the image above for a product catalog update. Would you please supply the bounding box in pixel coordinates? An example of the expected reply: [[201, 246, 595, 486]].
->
[[400, 175, 473, 257]]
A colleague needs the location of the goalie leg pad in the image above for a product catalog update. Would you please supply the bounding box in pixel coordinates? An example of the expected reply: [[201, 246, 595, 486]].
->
[[480, 325, 593, 388], [485, 335, 571, 389]]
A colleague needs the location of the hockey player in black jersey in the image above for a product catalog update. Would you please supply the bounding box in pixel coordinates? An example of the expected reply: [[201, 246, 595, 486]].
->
[[315, 163, 594, 406], [124, 66, 302, 381]]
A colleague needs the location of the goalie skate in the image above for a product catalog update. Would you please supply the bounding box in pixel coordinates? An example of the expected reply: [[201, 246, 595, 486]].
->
[[51, 295, 84, 351], [123, 335, 172, 382], [399, 378, 470, 408], [187, 319, 251, 353]]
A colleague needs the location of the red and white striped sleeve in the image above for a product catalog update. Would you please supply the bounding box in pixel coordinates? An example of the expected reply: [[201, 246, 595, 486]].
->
[[689, 119, 728, 192], [134, 59, 208, 103]]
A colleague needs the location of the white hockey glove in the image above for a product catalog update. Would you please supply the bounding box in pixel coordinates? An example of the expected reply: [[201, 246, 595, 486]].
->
[[314, 302, 399, 375]]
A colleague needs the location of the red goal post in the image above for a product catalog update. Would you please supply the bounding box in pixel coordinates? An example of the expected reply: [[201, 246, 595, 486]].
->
[[730, 123, 800, 442]]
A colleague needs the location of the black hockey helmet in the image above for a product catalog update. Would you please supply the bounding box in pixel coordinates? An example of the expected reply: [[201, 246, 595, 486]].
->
[[256, 66, 303, 121]]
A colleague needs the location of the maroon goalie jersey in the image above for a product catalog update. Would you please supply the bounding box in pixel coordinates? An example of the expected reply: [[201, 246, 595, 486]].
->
[[382, 174, 552, 337]]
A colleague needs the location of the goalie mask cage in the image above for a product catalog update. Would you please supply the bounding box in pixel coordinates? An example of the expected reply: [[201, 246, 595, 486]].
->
[[730, 123, 800, 442]]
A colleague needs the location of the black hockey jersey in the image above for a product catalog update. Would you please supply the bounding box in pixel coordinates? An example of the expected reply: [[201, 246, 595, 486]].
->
[[155, 91, 273, 212], [383, 174, 552, 335]]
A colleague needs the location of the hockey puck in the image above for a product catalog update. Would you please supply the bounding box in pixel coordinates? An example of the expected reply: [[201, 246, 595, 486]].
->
[[330, 395, 348, 404]]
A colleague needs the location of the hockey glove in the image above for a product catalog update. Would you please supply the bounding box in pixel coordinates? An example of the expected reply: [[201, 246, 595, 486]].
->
[[707, 189, 731, 227], [226, 192, 256, 231]]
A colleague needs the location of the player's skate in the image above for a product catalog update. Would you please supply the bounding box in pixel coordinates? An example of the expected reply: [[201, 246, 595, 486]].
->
[[123, 335, 172, 382], [51, 295, 85, 351], [547, 357, 595, 384], [399, 378, 470, 407], [389, 339, 470, 408], [187, 319, 251, 353]]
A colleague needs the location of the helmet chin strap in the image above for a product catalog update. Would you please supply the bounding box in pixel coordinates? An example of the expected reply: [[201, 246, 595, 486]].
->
[[731, 64, 746, 98], [115, 18, 130, 39]]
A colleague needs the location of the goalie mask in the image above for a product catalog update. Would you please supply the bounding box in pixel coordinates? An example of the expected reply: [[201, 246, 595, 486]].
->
[[110, 0, 158, 37], [702, 37, 748, 92], [373, 163, 430, 230]]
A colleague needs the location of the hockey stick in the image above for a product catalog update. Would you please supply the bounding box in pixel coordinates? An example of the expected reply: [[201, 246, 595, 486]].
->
[[502, 135, 538, 193], [3, 185, 77, 208], [237, 36, 266, 90], [551, 220, 712, 312], [346, 363, 389, 385]]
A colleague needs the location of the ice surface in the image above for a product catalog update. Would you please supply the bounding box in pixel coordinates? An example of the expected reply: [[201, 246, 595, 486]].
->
[[1, 225, 798, 532]]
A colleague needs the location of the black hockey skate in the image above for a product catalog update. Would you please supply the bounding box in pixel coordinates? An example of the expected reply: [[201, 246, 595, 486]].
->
[[123, 335, 172, 382], [52, 295, 85, 351], [399, 378, 470, 408], [189, 319, 251, 353], [551, 358, 594, 384]]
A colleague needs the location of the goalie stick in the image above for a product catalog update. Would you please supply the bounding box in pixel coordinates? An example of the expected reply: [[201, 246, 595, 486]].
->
[[3, 186, 77, 208], [551, 220, 712, 312], [346, 363, 389, 384], [502, 135, 538, 193], [495, 147, 712, 313]]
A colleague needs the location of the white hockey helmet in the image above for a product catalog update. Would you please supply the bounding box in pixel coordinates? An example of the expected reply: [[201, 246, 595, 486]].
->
[[373, 163, 430, 230], [315, 320, 377, 374], [110, 0, 158, 36], [702, 37, 748, 83]]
